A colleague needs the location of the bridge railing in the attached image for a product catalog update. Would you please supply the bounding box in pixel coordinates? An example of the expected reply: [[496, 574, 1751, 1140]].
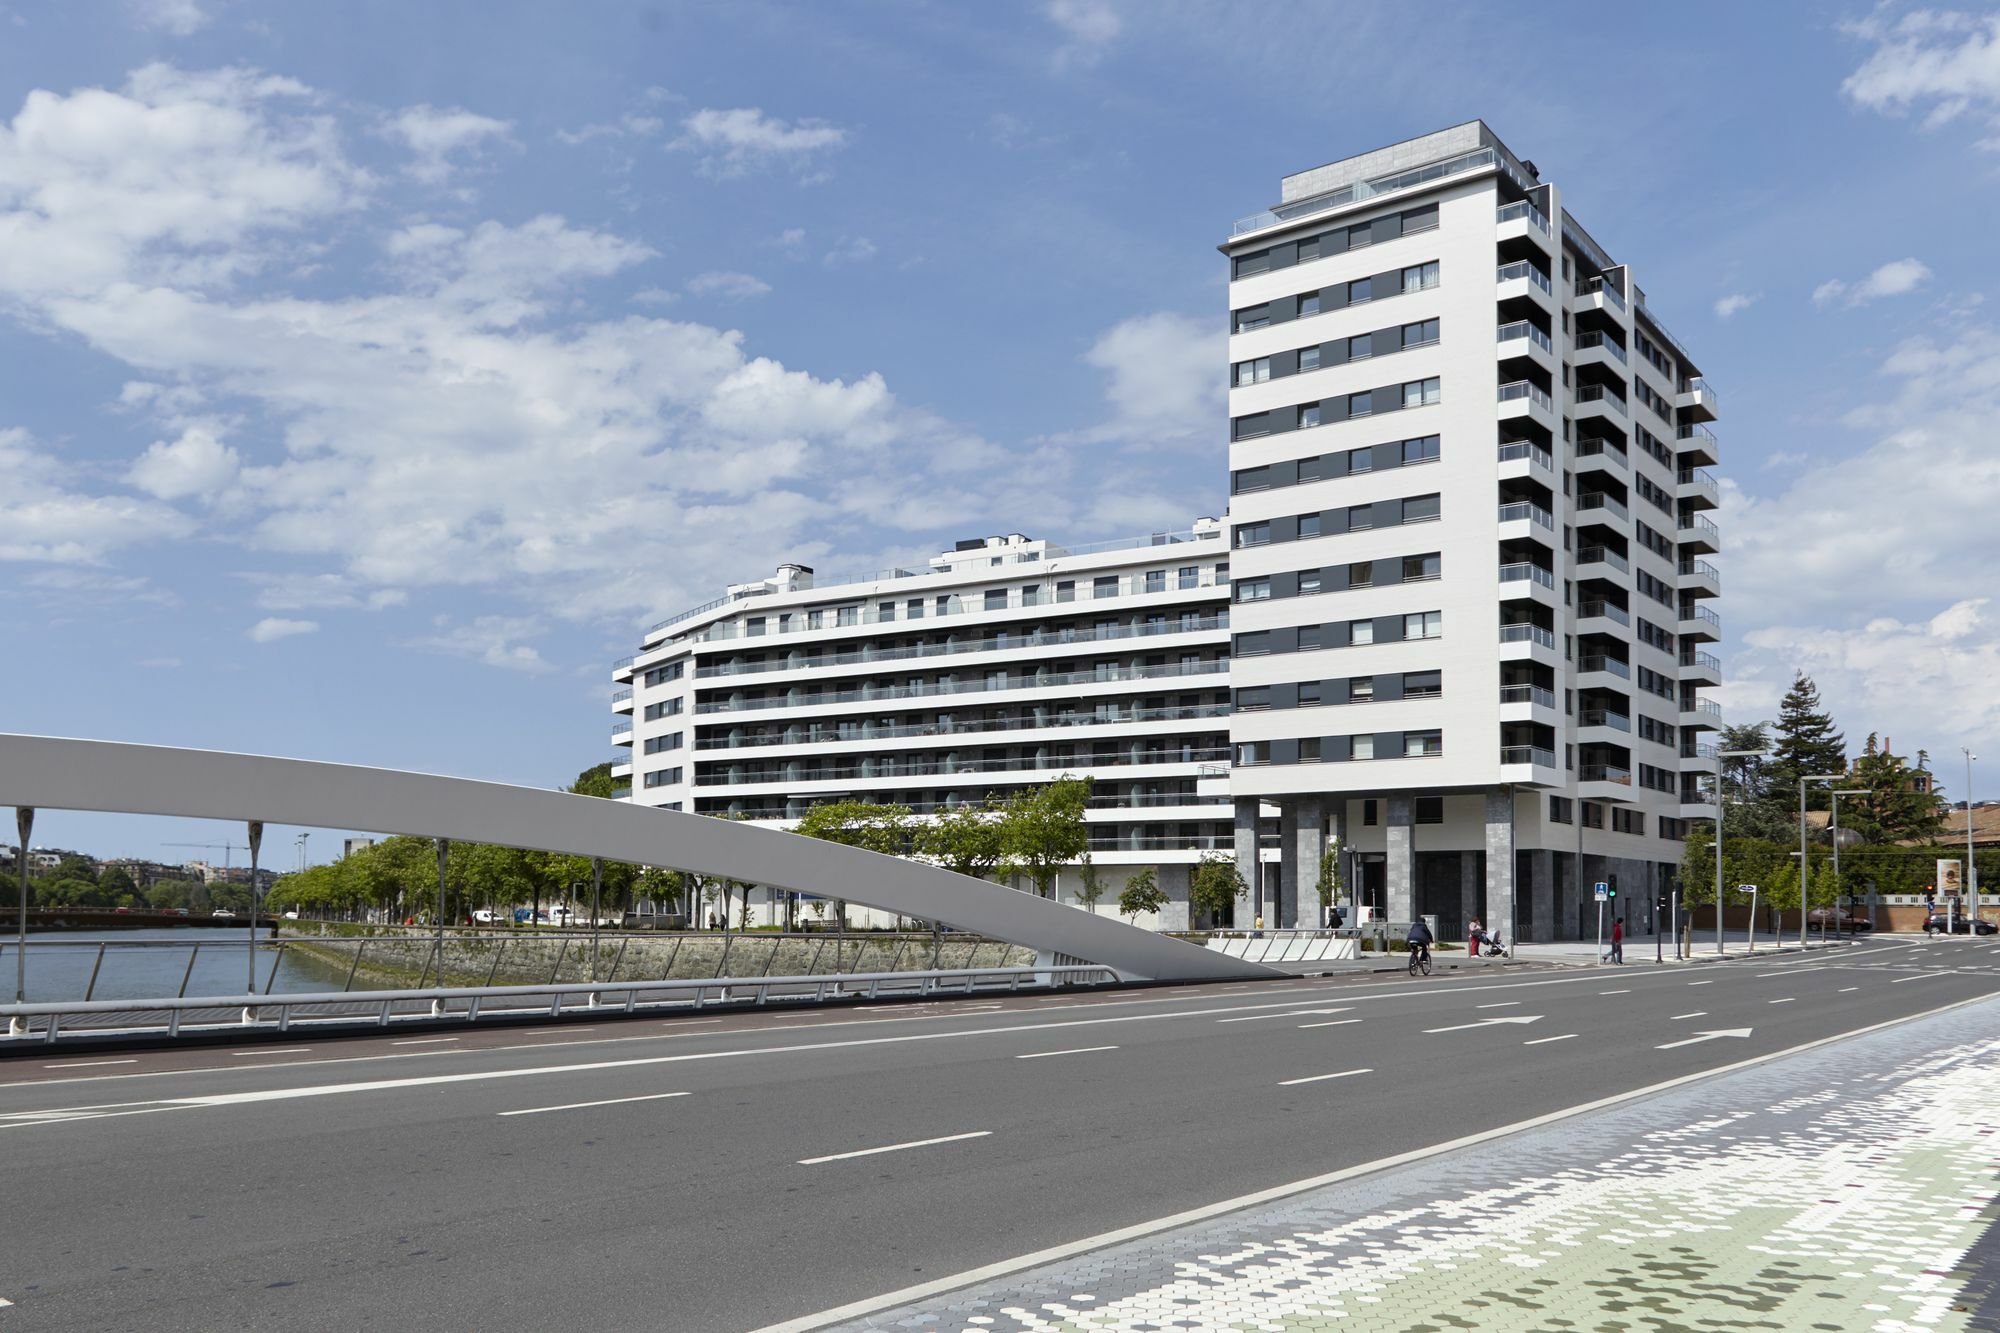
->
[[0, 964, 1120, 1043]]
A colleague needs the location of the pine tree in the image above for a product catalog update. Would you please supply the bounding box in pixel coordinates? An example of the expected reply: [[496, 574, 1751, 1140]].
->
[[1845, 733, 1948, 844], [1762, 673, 1846, 819]]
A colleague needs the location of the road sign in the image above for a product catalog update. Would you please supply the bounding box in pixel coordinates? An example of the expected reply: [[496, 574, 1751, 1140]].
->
[[1594, 889, 1608, 902], [1737, 883, 1757, 893]]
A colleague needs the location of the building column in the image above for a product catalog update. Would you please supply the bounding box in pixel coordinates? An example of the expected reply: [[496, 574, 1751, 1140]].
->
[[1291, 798, 1324, 930], [1385, 794, 1415, 923], [1460, 850, 1480, 936], [1330, 800, 1354, 922], [1528, 849, 1556, 943], [1157, 863, 1191, 933], [1484, 789, 1516, 946], [1276, 802, 1300, 929], [1232, 798, 1259, 930]]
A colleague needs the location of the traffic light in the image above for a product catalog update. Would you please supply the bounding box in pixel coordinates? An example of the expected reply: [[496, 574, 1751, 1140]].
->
[[1606, 886, 1618, 900]]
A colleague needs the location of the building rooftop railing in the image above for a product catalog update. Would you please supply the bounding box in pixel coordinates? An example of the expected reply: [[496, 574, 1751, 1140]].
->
[[1231, 144, 1523, 238]]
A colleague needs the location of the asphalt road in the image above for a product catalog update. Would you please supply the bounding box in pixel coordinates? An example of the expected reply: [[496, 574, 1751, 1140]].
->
[[1, 935, 1996, 1332]]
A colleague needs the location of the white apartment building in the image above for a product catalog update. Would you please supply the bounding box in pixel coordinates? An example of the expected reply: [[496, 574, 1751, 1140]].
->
[[1222, 122, 1721, 943], [613, 526, 1241, 928]]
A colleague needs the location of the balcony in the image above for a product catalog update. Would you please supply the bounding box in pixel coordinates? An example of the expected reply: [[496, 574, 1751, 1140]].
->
[[1575, 492, 1631, 529], [695, 657, 1228, 715], [1677, 466, 1720, 510], [1496, 200, 1553, 239], [1497, 499, 1556, 530], [1678, 557, 1720, 599], [1500, 683, 1557, 710], [1680, 648, 1722, 685], [1497, 380, 1556, 427], [1500, 744, 1559, 770], [1573, 382, 1628, 421], [1677, 376, 1719, 422], [1574, 436, 1628, 475], [696, 613, 1231, 681], [697, 746, 1234, 789], [1579, 762, 1634, 787], [612, 719, 632, 740], [1574, 276, 1629, 318], [1496, 260, 1555, 301], [612, 689, 634, 714], [1500, 622, 1557, 651], [702, 702, 1232, 753], [612, 656, 636, 682], [1497, 319, 1555, 364], [1678, 512, 1721, 553], [1573, 329, 1629, 366], [1677, 422, 1719, 467], [1682, 697, 1723, 730], [1497, 439, 1555, 473], [1682, 742, 1720, 766], [610, 786, 631, 801], [1578, 708, 1633, 733], [1577, 599, 1631, 627], [1578, 653, 1632, 680], [1576, 545, 1630, 576], [1499, 561, 1557, 592], [1679, 603, 1722, 640]]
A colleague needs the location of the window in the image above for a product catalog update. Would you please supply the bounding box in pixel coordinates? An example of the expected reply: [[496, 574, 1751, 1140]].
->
[[1348, 560, 1374, 586], [1235, 741, 1268, 767], [644, 698, 683, 721], [1235, 630, 1271, 655], [1403, 669, 1442, 698], [1549, 795, 1573, 824], [1300, 293, 1321, 316], [1298, 236, 1320, 262], [1234, 522, 1270, 548], [1402, 435, 1440, 465], [1348, 392, 1373, 417], [1402, 318, 1440, 348], [1298, 513, 1321, 539], [1404, 730, 1443, 757], [1350, 620, 1375, 645], [1352, 734, 1375, 760], [1178, 565, 1199, 590], [1362, 798, 1379, 826], [1235, 687, 1270, 711], [1056, 580, 1076, 603], [1235, 306, 1270, 333], [643, 661, 684, 687], [936, 595, 951, 616], [1298, 403, 1322, 428], [1415, 796, 1444, 823], [1582, 802, 1605, 830], [1021, 584, 1040, 607], [1402, 260, 1439, 292], [984, 589, 1007, 611], [1349, 333, 1374, 361], [643, 767, 682, 789], [1349, 676, 1375, 702], [1403, 376, 1441, 408], [1234, 357, 1271, 386], [1093, 575, 1119, 599], [1299, 571, 1322, 595], [1403, 493, 1441, 523], [907, 598, 924, 619], [1236, 578, 1272, 602], [1298, 682, 1322, 707], [1406, 610, 1442, 639], [1145, 569, 1166, 593], [1299, 737, 1322, 763], [647, 731, 683, 753], [1298, 345, 1321, 372], [1402, 553, 1440, 581]]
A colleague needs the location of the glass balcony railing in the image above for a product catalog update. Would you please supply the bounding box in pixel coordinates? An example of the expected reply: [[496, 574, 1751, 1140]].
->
[[696, 658, 1228, 715], [695, 614, 1229, 680], [1579, 763, 1634, 785], [1498, 379, 1555, 413], [697, 702, 1232, 752], [1497, 500, 1555, 528], [1578, 654, 1631, 679], [698, 746, 1233, 788], [1576, 545, 1630, 573], [1500, 745, 1557, 767], [1496, 260, 1554, 294], [1574, 330, 1628, 363], [1575, 437, 1628, 468], [1579, 709, 1633, 732], [1498, 561, 1556, 589], [612, 655, 635, 672], [1574, 383, 1628, 414], [1679, 558, 1720, 586], [612, 719, 632, 736], [611, 689, 632, 705], [1500, 623, 1556, 649], [1497, 320, 1554, 356], [1681, 649, 1722, 673], [1678, 376, 1719, 407], [1681, 604, 1723, 629], [1497, 439, 1554, 470], [1679, 513, 1721, 542], [1496, 200, 1552, 236], [1500, 684, 1557, 709], [1577, 599, 1631, 625], [1576, 492, 1631, 522], [1578, 277, 1627, 311], [1230, 144, 1523, 236], [1684, 698, 1724, 718]]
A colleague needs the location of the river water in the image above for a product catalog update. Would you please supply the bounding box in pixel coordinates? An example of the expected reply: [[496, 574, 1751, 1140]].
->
[[1, 929, 346, 1002]]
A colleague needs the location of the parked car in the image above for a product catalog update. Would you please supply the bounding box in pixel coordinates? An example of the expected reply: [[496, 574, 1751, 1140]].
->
[[211, 909, 235, 919], [1806, 907, 1874, 932], [1929, 913, 1998, 936], [471, 908, 501, 925]]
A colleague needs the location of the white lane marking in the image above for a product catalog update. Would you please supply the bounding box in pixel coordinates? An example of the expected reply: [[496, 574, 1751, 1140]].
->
[[798, 1130, 990, 1165], [1840, 987, 1859, 993], [1768, 998, 1795, 1004], [1687, 981, 1714, 986], [1893, 972, 1956, 983], [1523, 1035, 1577, 1046], [1599, 990, 1631, 996], [42, 1059, 138, 1069], [498, 1091, 689, 1117], [1298, 1019, 1363, 1029], [759, 990, 2000, 1333], [1755, 971, 1793, 978], [1215, 1007, 1352, 1023], [1277, 1068, 1371, 1087], [1476, 1001, 1521, 1009], [1656, 1028, 1754, 1050], [1423, 1015, 1540, 1034], [1014, 1046, 1118, 1060], [231, 1048, 311, 1056], [391, 1037, 460, 1046], [1670, 1012, 1708, 1020]]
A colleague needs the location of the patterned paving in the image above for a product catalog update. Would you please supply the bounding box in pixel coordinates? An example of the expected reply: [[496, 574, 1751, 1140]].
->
[[847, 996, 2000, 1331]]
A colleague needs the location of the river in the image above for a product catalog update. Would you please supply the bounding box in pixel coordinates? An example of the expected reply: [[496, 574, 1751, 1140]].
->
[[1, 929, 349, 1003]]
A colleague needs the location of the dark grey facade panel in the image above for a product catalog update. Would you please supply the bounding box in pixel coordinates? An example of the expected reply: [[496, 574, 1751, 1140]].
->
[[1374, 730, 1404, 757], [1371, 385, 1402, 416], [1374, 615, 1404, 642], [1376, 672, 1404, 702], [1271, 738, 1300, 766]]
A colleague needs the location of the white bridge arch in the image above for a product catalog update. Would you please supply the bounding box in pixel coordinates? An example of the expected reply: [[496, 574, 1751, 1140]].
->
[[0, 734, 1277, 983]]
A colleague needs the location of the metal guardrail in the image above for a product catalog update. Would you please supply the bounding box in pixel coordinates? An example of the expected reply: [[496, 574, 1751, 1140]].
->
[[0, 965, 1120, 1043]]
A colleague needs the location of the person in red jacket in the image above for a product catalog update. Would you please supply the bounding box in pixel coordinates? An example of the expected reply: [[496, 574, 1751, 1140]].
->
[[1610, 917, 1624, 964]]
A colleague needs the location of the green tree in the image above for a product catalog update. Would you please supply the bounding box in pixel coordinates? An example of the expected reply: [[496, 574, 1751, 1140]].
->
[[795, 800, 914, 929], [97, 867, 138, 899], [1116, 867, 1167, 924], [1844, 733, 1948, 844], [997, 776, 1092, 899], [1762, 673, 1846, 818], [569, 761, 617, 799], [1073, 853, 1107, 913], [1314, 847, 1343, 917], [915, 799, 1007, 880], [1188, 853, 1246, 928], [1678, 825, 1717, 910]]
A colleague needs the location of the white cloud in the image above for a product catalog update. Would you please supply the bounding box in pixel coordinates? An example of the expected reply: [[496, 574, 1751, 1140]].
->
[[822, 235, 876, 266], [686, 270, 772, 301], [672, 107, 847, 177], [555, 112, 665, 146], [770, 227, 807, 255], [246, 616, 317, 642], [132, 0, 209, 36], [1843, 9, 2000, 148], [243, 571, 403, 611], [1811, 258, 1931, 308], [1057, 311, 1221, 449], [0, 427, 195, 563], [1713, 292, 1758, 319], [126, 425, 241, 500], [1046, 0, 1122, 69], [386, 104, 512, 184], [407, 615, 552, 672]]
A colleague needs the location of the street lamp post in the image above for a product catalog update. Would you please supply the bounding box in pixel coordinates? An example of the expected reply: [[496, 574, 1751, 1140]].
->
[[1966, 749, 1979, 929], [1801, 774, 1844, 947], [12, 806, 32, 1034], [1715, 748, 1772, 956], [1829, 790, 1869, 942]]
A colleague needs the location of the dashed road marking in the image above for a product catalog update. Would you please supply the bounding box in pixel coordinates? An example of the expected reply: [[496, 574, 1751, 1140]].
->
[[1278, 1068, 1372, 1087], [799, 1130, 991, 1165]]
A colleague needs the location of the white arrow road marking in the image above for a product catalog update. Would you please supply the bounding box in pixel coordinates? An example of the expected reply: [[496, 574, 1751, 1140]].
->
[[1656, 1028, 1754, 1050], [1424, 1015, 1542, 1034]]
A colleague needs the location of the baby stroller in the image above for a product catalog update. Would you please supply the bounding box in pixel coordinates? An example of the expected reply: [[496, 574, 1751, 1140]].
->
[[1471, 928, 1508, 958]]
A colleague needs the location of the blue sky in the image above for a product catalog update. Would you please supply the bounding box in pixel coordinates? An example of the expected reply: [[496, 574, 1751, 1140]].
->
[[6, 0, 2000, 863]]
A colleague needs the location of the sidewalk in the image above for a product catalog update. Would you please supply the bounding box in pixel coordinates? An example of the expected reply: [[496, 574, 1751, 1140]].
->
[[1512, 933, 1855, 967], [845, 996, 2000, 1331]]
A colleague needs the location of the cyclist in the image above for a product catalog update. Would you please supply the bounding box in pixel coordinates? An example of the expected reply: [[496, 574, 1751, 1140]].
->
[[1406, 917, 1434, 973]]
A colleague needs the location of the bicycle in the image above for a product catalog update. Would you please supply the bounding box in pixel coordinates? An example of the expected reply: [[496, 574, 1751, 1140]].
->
[[1407, 944, 1432, 977]]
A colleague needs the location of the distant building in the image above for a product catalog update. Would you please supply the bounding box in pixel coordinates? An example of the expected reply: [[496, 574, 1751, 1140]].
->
[[342, 837, 376, 859]]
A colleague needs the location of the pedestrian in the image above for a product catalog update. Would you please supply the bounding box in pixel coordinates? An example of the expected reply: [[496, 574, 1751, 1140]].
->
[[1611, 916, 1624, 964], [1468, 917, 1484, 955]]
